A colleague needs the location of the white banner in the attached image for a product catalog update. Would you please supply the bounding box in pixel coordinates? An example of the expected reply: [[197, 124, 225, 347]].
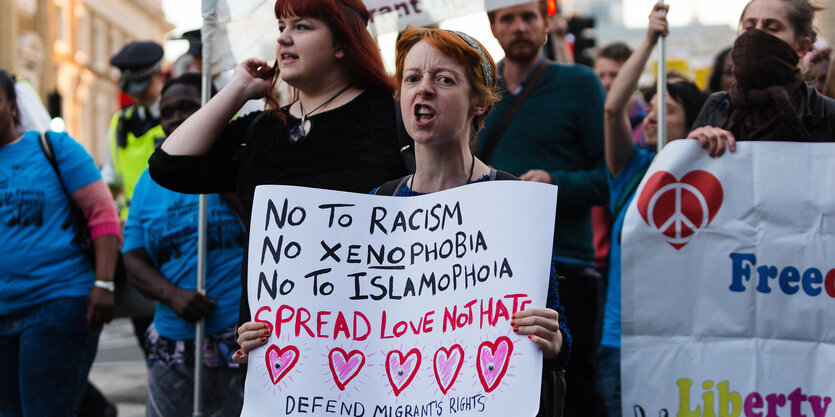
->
[[621, 140, 835, 417], [241, 181, 557, 416], [203, 0, 529, 75]]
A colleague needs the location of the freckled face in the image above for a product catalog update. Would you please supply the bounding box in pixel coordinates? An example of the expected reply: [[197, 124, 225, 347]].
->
[[399, 41, 483, 149]]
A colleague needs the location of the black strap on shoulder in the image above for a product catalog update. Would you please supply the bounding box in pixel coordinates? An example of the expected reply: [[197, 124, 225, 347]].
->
[[489, 168, 519, 181], [37, 131, 75, 227], [374, 175, 411, 196], [478, 60, 552, 164], [116, 108, 130, 148], [394, 100, 416, 174]]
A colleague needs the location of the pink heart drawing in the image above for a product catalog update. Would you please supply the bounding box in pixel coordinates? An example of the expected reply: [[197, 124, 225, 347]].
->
[[328, 348, 365, 391], [385, 348, 422, 396], [265, 344, 299, 385], [433, 344, 464, 395], [476, 336, 513, 393]]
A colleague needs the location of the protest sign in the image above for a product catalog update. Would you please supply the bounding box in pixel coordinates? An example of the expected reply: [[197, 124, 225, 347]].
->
[[240, 181, 558, 417], [621, 140, 835, 417]]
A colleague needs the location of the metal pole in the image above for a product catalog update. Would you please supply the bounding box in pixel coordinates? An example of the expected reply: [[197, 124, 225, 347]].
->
[[193, 2, 217, 416], [656, 0, 668, 152]]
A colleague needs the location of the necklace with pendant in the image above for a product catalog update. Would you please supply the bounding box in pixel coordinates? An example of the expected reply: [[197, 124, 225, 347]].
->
[[288, 84, 353, 143]]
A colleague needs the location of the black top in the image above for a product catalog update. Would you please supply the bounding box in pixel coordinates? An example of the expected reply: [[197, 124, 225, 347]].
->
[[148, 90, 409, 322], [691, 85, 835, 142]]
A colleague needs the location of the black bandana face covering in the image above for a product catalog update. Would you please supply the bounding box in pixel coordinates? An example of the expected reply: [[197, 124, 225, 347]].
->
[[731, 28, 800, 90], [723, 28, 810, 141]]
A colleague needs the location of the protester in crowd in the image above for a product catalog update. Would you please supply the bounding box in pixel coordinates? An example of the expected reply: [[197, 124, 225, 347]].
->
[[148, 0, 410, 330], [708, 47, 734, 94], [123, 73, 244, 417], [601, 5, 720, 415], [804, 47, 831, 93], [235, 25, 572, 416], [690, 0, 835, 144], [11, 72, 118, 417], [475, 2, 608, 415], [0, 69, 121, 416], [103, 40, 168, 359]]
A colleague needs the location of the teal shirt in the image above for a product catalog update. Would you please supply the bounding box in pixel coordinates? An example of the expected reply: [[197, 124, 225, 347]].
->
[[477, 62, 607, 262]]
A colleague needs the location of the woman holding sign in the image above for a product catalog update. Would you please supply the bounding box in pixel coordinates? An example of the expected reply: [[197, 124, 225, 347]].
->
[[236, 26, 571, 416], [689, 0, 835, 145], [148, 0, 410, 326]]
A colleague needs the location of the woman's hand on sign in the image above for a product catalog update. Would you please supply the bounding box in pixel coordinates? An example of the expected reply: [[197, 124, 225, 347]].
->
[[233, 321, 271, 364], [511, 308, 563, 359], [687, 126, 737, 157]]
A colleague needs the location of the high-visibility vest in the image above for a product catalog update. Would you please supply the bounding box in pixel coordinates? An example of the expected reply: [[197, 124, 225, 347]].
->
[[108, 104, 165, 218]]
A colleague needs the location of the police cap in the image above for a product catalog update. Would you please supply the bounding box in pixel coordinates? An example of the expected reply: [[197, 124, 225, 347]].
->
[[179, 30, 202, 58], [110, 41, 164, 95]]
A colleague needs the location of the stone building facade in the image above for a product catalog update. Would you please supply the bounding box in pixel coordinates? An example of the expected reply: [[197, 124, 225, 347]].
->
[[0, 0, 172, 163]]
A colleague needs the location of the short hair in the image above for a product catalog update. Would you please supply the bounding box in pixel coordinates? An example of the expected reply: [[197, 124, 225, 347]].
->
[[487, 0, 548, 25], [161, 72, 216, 97], [0, 69, 20, 127], [394, 26, 499, 149], [597, 42, 633, 64]]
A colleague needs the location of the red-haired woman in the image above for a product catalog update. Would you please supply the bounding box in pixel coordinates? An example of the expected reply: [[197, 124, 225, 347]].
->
[[236, 26, 571, 416], [148, 0, 410, 325]]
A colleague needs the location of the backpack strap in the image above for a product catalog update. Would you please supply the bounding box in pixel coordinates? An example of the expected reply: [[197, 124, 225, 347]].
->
[[489, 168, 519, 181], [38, 131, 75, 229], [374, 175, 411, 196]]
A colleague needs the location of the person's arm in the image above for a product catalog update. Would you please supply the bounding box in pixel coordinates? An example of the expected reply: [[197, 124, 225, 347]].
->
[[687, 93, 737, 156], [606, 2, 668, 177], [161, 59, 273, 156], [520, 68, 608, 209], [123, 248, 217, 322], [69, 179, 121, 329]]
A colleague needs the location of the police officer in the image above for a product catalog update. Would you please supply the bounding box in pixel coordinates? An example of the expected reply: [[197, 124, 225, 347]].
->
[[102, 41, 167, 219], [102, 41, 164, 368]]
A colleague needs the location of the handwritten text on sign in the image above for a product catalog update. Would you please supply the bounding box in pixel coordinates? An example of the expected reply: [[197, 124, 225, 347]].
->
[[240, 182, 557, 417]]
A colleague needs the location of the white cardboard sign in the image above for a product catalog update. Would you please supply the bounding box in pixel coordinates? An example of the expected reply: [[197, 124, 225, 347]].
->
[[241, 181, 557, 416]]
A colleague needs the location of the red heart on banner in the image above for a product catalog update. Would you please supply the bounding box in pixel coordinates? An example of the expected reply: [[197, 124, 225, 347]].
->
[[636, 170, 723, 249], [476, 336, 513, 393], [265, 344, 299, 385], [385, 348, 422, 396], [328, 348, 365, 391], [433, 344, 464, 395]]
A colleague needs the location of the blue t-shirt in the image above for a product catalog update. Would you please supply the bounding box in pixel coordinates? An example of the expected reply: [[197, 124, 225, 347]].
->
[[601, 145, 655, 349], [0, 131, 101, 314], [124, 170, 244, 340]]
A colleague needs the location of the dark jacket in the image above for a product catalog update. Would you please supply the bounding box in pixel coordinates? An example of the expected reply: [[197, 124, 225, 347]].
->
[[690, 85, 835, 141]]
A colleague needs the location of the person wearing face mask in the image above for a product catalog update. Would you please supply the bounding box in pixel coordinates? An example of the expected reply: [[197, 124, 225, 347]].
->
[[689, 0, 835, 147], [599, 4, 716, 416], [148, 0, 410, 341]]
